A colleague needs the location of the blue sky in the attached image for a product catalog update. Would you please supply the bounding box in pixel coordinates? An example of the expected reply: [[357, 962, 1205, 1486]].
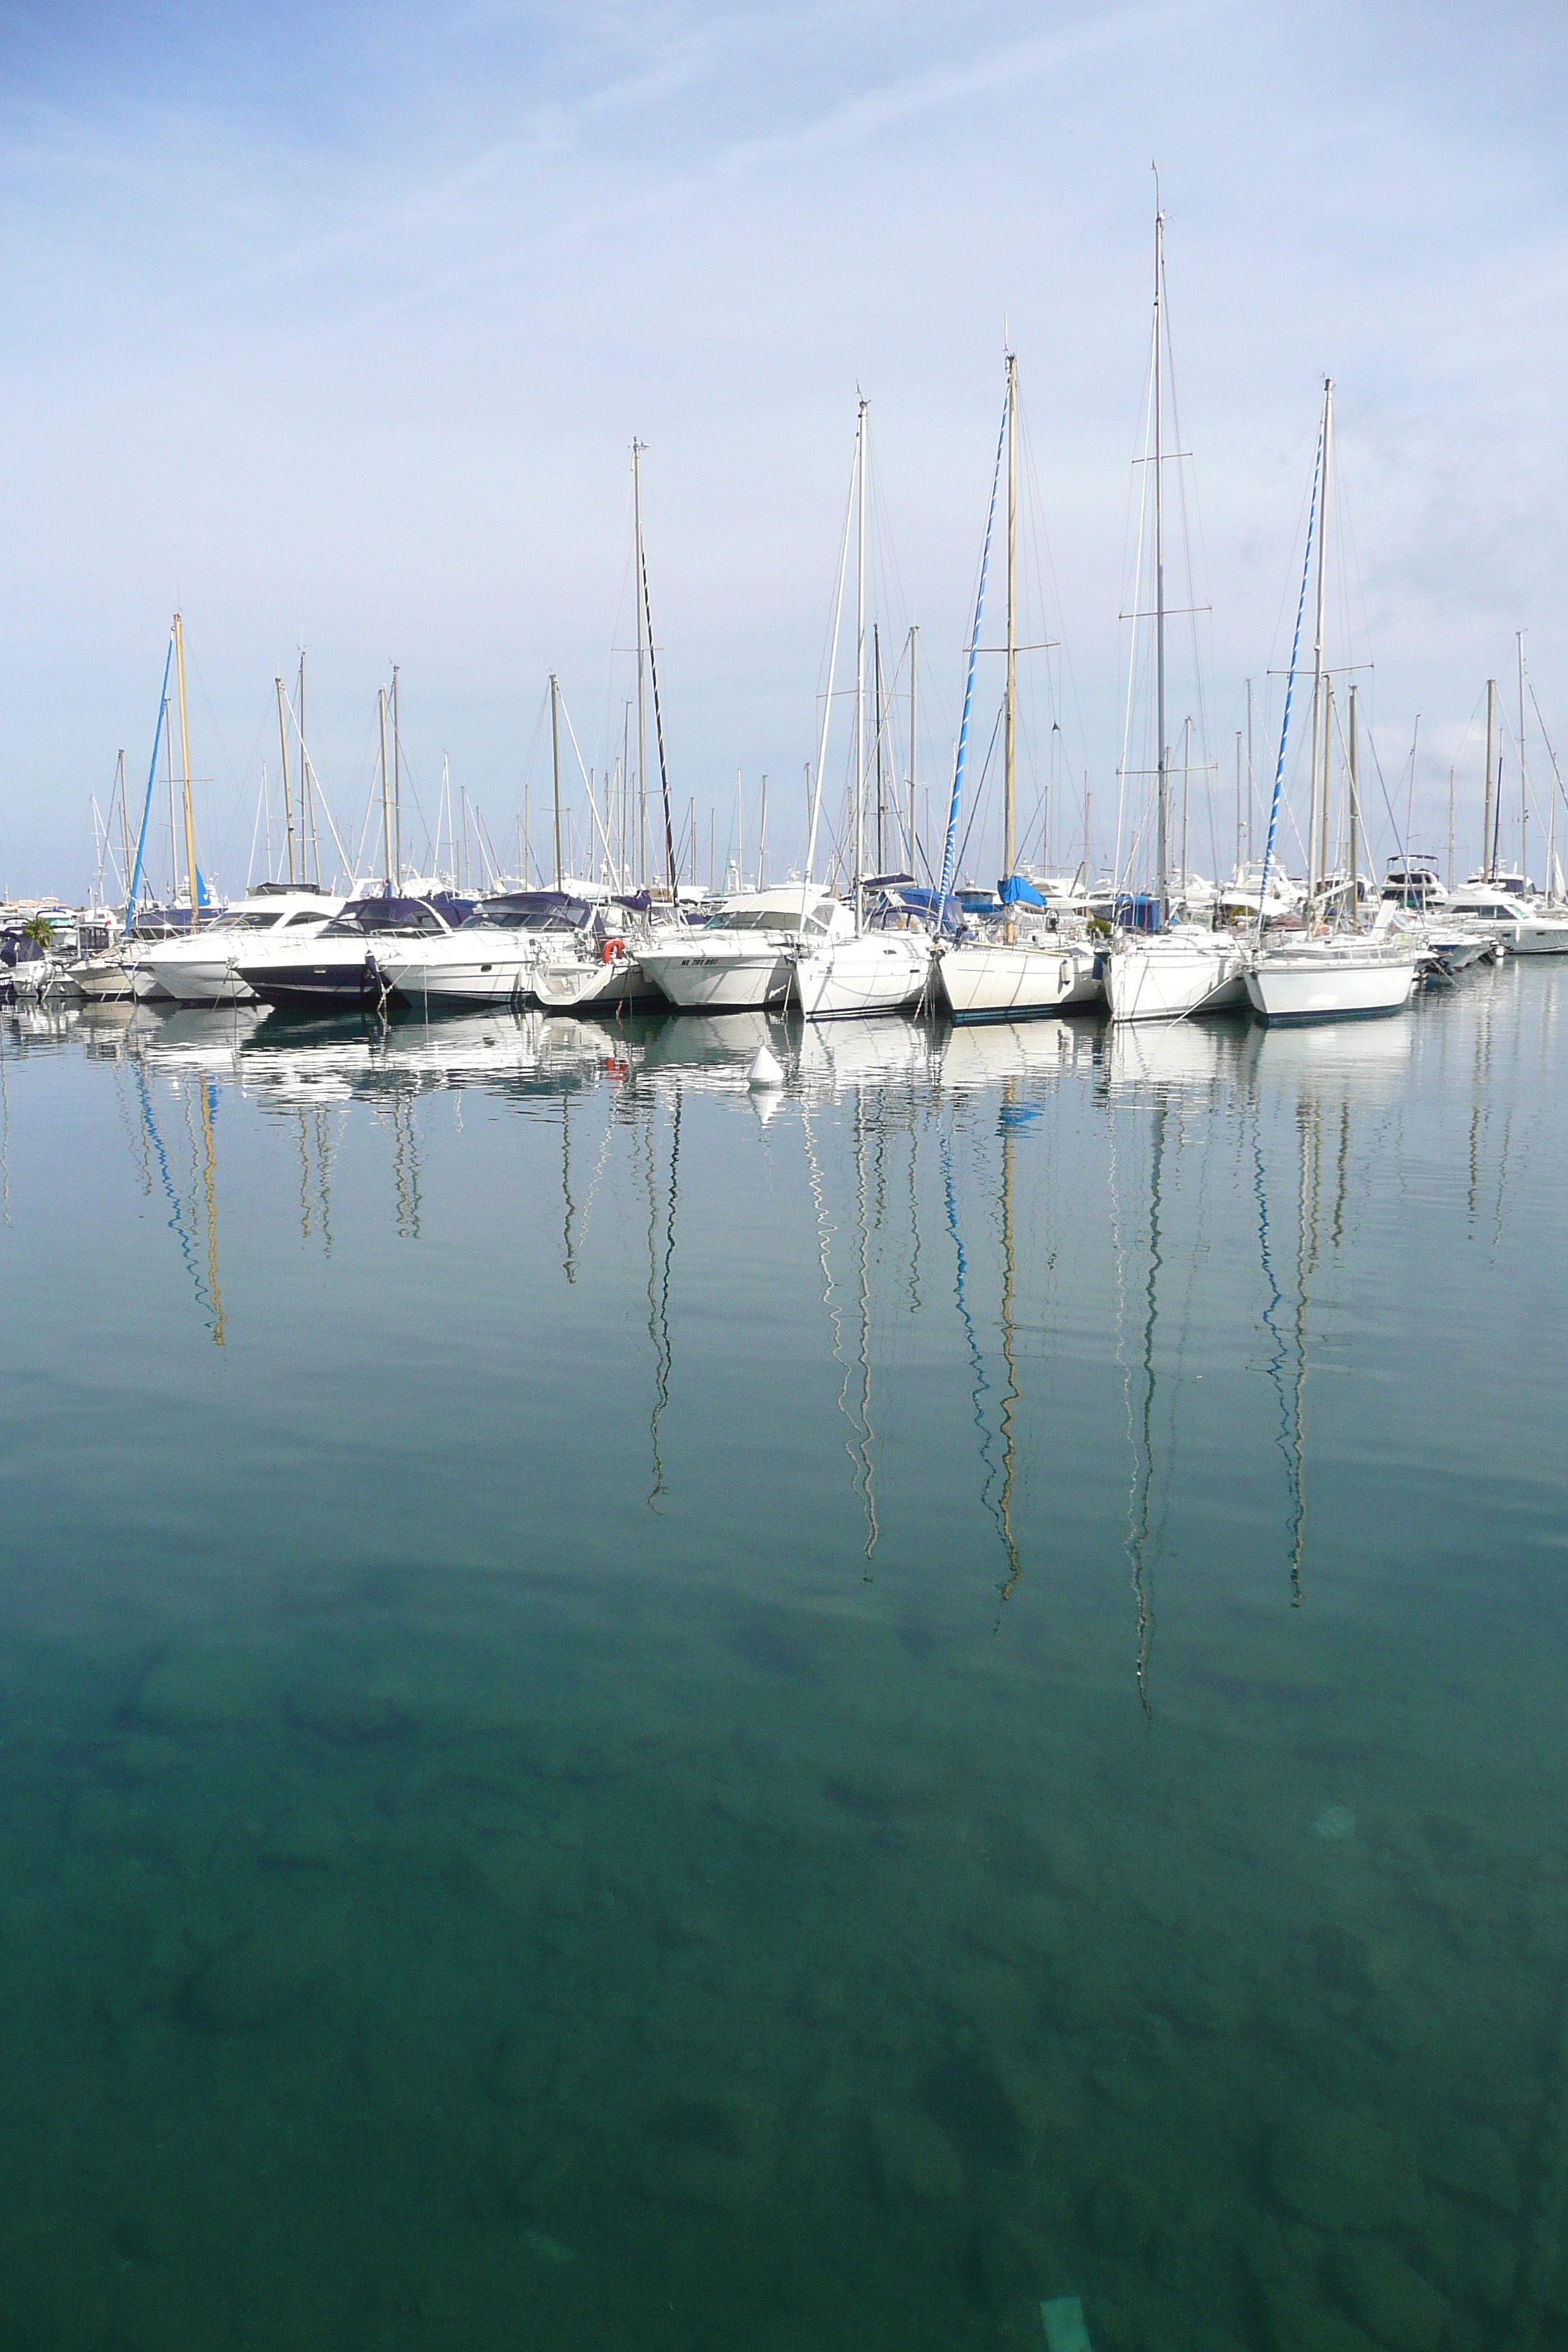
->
[[1, 1, 1565, 893]]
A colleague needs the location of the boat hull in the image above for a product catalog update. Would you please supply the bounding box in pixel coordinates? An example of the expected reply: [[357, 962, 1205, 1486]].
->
[[70, 957, 137, 1002], [529, 956, 661, 1012], [1106, 938, 1246, 1022], [936, 940, 1097, 1022], [794, 932, 930, 1019], [372, 954, 538, 1006], [640, 946, 795, 1012], [244, 957, 383, 1008], [134, 957, 259, 1006], [1244, 949, 1417, 1023]]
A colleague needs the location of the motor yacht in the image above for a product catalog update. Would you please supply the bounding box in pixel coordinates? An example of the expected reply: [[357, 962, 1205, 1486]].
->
[[640, 889, 848, 1012], [369, 892, 606, 1008], [1441, 883, 1568, 954], [238, 895, 463, 1008], [128, 886, 343, 1004]]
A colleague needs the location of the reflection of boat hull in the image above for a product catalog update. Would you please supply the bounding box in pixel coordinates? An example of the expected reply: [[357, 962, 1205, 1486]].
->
[[1244, 944, 1417, 1023], [936, 939, 1098, 1021], [794, 932, 930, 1019], [1106, 938, 1246, 1022], [641, 944, 794, 1011]]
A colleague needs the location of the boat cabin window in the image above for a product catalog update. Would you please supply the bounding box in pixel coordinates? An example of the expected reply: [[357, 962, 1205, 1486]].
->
[[226, 910, 286, 932], [285, 910, 326, 925]]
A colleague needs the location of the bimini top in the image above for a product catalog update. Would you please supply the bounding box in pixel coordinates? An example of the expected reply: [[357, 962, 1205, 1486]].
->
[[460, 892, 595, 932], [322, 897, 455, 937], [873, 885, 965, 938]]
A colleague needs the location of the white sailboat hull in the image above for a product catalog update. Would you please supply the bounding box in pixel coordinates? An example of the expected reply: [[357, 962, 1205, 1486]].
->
[[1244, 943, 1417, 1023], [936, 939, 1098, 1022], [794, 932, 930, 1019], [529, 954, 657, 1012], [1105, 936, 1246, 1022]]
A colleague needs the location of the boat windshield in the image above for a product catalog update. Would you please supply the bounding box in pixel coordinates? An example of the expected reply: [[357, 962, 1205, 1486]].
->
[[717, 899, 837, 934], [222, 911, 287, 932], [459, 896, 592, 934], [323, 900, 449, 938]]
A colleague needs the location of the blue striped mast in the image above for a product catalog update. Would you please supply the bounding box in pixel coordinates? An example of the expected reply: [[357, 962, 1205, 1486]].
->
[[124, 637, 174, 937], [939, 379, 1009, 919], [1254, 409, 1324, 940]]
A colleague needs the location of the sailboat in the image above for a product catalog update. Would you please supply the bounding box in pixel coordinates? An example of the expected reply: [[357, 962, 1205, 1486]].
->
[[935, 350, 1098, 1022], [1244, 380, 1418, 1023], [1104, 205, 1246, 1025], [792, 399, 931, 1019]]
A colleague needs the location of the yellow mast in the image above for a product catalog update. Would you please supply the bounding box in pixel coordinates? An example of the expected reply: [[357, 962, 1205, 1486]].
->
[[173, 613, 199, 932]]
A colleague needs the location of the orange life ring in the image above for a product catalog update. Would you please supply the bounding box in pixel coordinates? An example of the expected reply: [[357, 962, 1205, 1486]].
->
[[601, 938, 626, 962]]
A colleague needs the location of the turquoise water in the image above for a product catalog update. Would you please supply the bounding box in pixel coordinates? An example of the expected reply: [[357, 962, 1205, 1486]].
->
[[1, 970, 1564, 2351]]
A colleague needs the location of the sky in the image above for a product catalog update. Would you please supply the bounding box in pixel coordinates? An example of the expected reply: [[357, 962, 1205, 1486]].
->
[[1, 0, 1565, 897]]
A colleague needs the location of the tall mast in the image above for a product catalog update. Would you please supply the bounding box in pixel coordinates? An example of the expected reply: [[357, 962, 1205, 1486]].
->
[[377, 687, 392, 883], [173, 611, 199, 931], [758, 774, 768, 889], [1482, 676, 1496, 880], [1005, 345, 1018, 886], [298, 650, 315, 885], [116, 749, 131, 912], [1245, 679, 1254, 863], [1347, 681, 1360, 924], [1518, 632, 1529, 882], [276, 677, 296, 885], [391, 665, 402, 886], [854, 396, 867, 930], [165, 689, 176, 900], [633, 440, 648, 886], [1153, 208, 1168, 921], [872, 625, 886, 872], [908, 624, 918, 873], [1308, 377, 1333, 913], [550, 671, 562, 890]]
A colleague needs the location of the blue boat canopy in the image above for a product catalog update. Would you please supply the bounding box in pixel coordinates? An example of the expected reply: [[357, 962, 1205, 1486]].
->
[[998, 873, 1045, 907]]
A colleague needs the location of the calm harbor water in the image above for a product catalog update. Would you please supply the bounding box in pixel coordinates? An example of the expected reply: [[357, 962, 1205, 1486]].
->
[[1, 968, 1565, 2351]]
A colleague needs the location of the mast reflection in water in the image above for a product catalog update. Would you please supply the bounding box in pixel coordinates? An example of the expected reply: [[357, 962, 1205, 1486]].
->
[[0, 969, 1563, 2352]]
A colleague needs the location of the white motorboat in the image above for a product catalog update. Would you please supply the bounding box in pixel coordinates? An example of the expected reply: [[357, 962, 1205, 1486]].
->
[[1104, 929, 1248, 1022], [372, 891, 603, 1007], [640, 890, 847, 1012], [127, 886, 343, 1004], [1441, 883, 1568, 954], [238, 894, 460, 1009], [1243, 933, 1419, 1022]]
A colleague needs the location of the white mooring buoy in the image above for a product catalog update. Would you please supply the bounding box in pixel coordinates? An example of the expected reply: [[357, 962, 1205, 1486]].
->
[[747, 1045, 785, 1089]]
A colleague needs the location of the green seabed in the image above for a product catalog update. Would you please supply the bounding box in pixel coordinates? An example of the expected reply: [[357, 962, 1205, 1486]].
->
[[0, 967, 1563, 2351]]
